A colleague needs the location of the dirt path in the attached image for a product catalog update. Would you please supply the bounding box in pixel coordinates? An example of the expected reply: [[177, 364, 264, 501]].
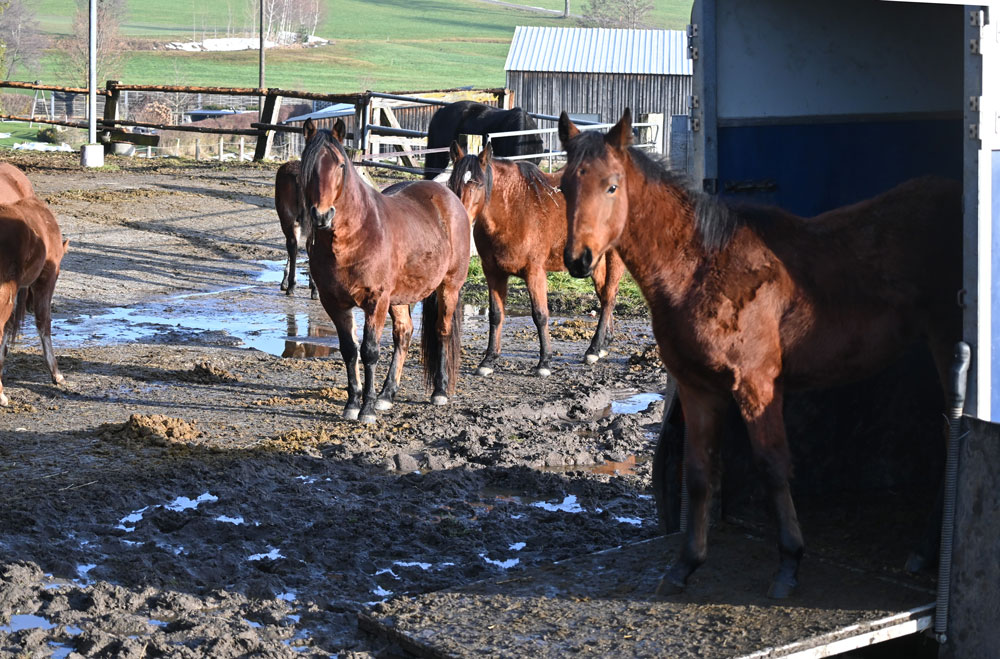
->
[[0, 152, 670, 657]]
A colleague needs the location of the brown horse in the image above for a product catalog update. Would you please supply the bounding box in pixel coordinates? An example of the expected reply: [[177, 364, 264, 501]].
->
[[448, 141, 624, 376], [299, 118, 470, 423], [274, 160, 316, 298], [0, 163, 69, 406], [558, 109, 961, 598]]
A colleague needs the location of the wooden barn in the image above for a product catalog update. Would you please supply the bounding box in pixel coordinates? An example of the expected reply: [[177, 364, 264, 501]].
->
[[504, 26, 692, 144]]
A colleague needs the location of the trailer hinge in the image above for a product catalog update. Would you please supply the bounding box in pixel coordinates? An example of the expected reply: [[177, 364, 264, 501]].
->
[[970, 9, 984, 27], [970, 38, 981, 55], [687, 23, 699, 38], [688, 45, 699, 60], [970, 96, 981, 112], [969, 123, 980, 140], [691, 117, 702, 132], [689, 95, 700, 111]]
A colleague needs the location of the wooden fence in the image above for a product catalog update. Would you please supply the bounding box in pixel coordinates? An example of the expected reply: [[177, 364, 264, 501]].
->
[[0, 80, 510, 167]]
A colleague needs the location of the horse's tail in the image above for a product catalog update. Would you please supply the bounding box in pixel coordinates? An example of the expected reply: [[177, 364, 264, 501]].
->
[[3, 284, 27, 349], [420, 290, 463, 395]]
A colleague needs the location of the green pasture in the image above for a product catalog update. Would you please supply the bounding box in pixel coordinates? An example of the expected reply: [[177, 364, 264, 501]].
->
[[35, 0, 692, 91]]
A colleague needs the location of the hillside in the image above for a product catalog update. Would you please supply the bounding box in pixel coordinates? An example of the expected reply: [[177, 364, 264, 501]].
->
[[32, 0, 693, 92]]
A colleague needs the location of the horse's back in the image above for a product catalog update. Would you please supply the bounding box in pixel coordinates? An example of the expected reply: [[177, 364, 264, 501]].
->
[[0, 163, 35, 205], [0, 197, 63, 284]]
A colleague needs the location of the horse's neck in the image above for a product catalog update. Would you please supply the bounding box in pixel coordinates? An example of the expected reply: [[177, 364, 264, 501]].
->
[[616, 165, 702, 307], [333, 176, 383, 255]]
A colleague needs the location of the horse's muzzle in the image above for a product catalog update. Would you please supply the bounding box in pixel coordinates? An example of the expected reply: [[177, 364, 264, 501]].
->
[[564, 245, 594, 278], [311, 205, 335, 230]]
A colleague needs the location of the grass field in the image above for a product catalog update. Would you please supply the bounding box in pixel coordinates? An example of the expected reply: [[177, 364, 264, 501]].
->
[[34, 0, 693, 91]]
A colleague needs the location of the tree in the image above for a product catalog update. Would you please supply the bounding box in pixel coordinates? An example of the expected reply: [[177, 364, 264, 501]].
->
[[246, 0, 325, 46], [563, 1, 570, 18], [0, 0, 47, 80], [65, 0, 127, 85], [578, 0, 653, 29]]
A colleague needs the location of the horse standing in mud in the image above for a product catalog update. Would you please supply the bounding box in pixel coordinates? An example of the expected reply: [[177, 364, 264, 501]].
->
[[558, 109, 962, 598], [0, 163, 69, 406], [274, 160, 316, 299], [424, 101, 543, 179], [448, 141, 624, 377], [299, 118, 470, 423]]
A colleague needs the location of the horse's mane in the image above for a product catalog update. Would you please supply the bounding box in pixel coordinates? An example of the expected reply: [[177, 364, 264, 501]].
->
[[300, 128, 351, 191], [448, 153, 494, 202], [514, 160, 559, 202], [566, 131, 740, 252]]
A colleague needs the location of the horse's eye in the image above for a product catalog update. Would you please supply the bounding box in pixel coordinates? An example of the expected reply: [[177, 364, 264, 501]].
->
[[607, 184, 618, 194]]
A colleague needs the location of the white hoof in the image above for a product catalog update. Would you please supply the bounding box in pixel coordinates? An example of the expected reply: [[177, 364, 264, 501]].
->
[[374, 399, 393, 411], [54, 373, 65, 385], [476, 366, 494, 376], [360, 414, 377, 424], [0, 392, 7, 407], [431, 394, 449, 406], [599, 349, 609, 358], [584, 353, 600, 364], [536, 367, 551, 377], [343, 407, 360, 421]]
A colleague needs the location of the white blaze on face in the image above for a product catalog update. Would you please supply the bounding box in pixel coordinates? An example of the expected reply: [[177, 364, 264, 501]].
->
[[462, 171, 473, 185]]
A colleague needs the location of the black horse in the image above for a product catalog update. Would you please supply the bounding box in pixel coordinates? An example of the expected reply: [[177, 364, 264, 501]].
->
[[423, 101, 544, 179]]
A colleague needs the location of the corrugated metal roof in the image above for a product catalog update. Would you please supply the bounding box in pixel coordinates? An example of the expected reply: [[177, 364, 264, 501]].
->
[[504, 26, 691, 76]]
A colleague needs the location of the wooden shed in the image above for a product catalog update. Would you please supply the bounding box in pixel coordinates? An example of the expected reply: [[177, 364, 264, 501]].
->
[[504, 26, 692, 140]]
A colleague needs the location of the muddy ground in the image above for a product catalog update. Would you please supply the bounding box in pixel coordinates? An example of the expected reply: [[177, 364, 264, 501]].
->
[[0, 152, 676, 658], [0, 152, 941, 659]]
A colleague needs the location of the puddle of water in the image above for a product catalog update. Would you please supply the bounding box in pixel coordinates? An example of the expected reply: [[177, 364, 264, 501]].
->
[[610, 392, 663, 415], [255, 259, 309, 285], [0, 614, 57, 633], [530, 494, 584, 513], [215, 515, 245, 525], [165, 492, 218, 512], [480, 553, 520, 569]]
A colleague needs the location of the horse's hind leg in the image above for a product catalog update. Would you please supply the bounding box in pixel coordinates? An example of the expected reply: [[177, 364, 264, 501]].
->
[[477, 268, 508, 376], [523, 267, 552, 377], [282, 231, 298, 294], [585, 250, 624, 364], [661, 386, 728, 593], [376, 304, 413, 411], [29, 278, 64, 387]]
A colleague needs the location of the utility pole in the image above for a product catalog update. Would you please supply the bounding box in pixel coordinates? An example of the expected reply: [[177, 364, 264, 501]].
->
[[81, 0, 103, 167], [259, 0, 265, 118]]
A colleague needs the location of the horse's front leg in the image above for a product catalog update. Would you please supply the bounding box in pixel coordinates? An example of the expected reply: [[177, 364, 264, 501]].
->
[[358, 295, 391, 424], [660, 386, 728, 593], [585, 250, 624, 363], [0, 282, 15, 407], [523, 267, 552, 377], [741, 382, 804, 599], [328, 307, 362, 420], [375, 304, 413, 411], [477, 267, 508, 376], [305, 224, 318, 300]]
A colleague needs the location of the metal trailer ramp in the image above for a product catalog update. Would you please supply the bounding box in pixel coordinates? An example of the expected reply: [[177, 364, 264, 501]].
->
[[360, 523, 933, 658]]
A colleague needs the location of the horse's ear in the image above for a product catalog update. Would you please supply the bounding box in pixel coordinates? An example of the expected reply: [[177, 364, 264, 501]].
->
[[479, 141, 493, 166], [62, 239, 70, 254], [332, 119, 347, 143], [450, 140, 465, 163], [605, 108, 633, 150], [558, 111, 580, 145], [303, 118, 317, 142]]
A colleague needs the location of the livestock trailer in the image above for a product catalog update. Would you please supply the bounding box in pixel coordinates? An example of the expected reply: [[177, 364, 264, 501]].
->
[[684, 1, 1000, 656]]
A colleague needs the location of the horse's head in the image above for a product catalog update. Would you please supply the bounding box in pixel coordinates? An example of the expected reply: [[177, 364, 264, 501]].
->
[[301, 118, 349, 231], [558, 108, 633, 278], [447, 140, 492, 222]]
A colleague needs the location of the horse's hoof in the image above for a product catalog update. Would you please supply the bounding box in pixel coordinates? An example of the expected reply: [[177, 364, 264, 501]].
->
[[343, 407, 360, 421], [767, 576, 798, 599], [904, 552, 930, 574], [374, 399, 393, 411], [536, 367, 551, 377], [476, 366, 494, 376], [584, 353, 600, 364], [310, 292, 318, 300], [53, 373, 65, 385], [0, 392, 8, 407], [360, 414, 377, 424], [431, 394, 448, 406], [656, 567, 687, 596]]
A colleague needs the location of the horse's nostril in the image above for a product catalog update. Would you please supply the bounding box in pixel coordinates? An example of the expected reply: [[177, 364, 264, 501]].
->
[[564, 246, 594, 278]]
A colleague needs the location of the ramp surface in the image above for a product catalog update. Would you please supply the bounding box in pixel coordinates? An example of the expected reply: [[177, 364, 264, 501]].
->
[[361, 523, 932, 658]]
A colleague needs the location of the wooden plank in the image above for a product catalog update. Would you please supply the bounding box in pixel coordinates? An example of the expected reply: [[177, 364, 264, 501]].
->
[[105, 129, 159, 147], [252, 93, 282, 161]]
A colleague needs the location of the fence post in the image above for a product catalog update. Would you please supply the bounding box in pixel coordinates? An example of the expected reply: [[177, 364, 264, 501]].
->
[[239, 137, 245, 161], [103, 80, 121, 138], [355, 93, 371, 154], [252, 90, 282, 161], [219, 136, 224, 161], [146, 145, 152, 158], [175, 138, 181, 157], [195, 139, 201, 160]]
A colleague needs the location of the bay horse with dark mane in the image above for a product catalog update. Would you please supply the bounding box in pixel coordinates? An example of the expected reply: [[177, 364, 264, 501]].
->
[[0, 162, 69, 406], [424, 100, 543, 179], [558, 109, 961, 598], [274, 160, 316, 298], [299, 118, 470, 423], [448, 141, 624, 376]]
